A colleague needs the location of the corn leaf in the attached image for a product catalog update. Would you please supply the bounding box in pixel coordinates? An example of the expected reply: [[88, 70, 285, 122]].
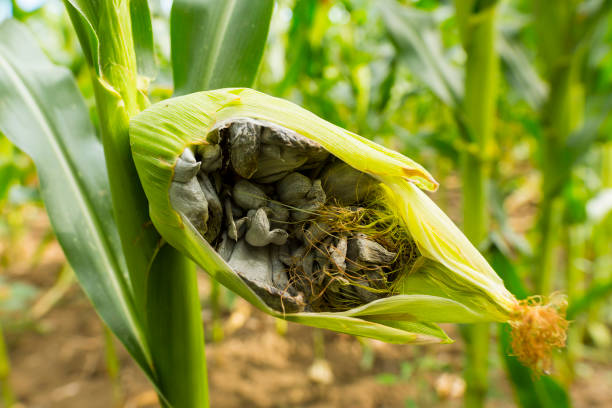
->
[[498, 33, 547, 109], [275, 0, 317, 95], [379, 0, 464, 110], [170, 0, 274, 95], [567, 278, 612, 320], [63, 0, 155, 81], [62, 0, 100, 74], [130, 0, 157, 80], [0, 19, 155, 382]]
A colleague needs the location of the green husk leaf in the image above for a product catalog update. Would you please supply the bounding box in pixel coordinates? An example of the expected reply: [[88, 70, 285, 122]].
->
[[129, 88, 520, 345]]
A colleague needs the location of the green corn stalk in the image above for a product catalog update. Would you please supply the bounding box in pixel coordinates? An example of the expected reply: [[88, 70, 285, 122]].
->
[[604, 145, 612, 188], [594, 140, 612, 291], [563, 223, 588, 382], [454, 1, 499, 406], [536, 55, 584, 296], [579, 141, 612, 374], [129, 88, 567, 366]]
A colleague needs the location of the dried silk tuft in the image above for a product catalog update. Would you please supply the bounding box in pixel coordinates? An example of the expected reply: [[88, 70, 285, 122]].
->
[[509, 293, 569, 374]]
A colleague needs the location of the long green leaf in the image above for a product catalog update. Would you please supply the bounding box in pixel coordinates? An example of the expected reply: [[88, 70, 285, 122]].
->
[[0, 19, 154, 380], [170, 0, 274, 95], [567, 278, 612, 319], [498, 34, 547, 109], [379, 0, 464, 110], [130, 0, 157, 80], [62, 0, 100, 74], [491, 249, 571, 408], [275, 0, 317, 95]]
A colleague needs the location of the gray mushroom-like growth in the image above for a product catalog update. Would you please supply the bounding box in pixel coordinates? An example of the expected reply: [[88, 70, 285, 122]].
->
[[169, 118, 416, 313]]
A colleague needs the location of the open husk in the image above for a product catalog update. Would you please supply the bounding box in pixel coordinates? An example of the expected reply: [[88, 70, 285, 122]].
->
[[130, 88, 567, 367]]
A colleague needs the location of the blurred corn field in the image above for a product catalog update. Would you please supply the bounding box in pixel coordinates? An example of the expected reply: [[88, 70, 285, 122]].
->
[[0, 0, 611, 407]]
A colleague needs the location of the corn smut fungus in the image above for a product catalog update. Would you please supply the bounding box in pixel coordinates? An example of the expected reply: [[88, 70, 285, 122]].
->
[[131, 89, 568, 373], [170, 118, 418, 313]]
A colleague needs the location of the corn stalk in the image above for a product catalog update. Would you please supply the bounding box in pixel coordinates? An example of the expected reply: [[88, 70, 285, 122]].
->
[[455, 1, 499, 406], [535, 56, 584, 296]]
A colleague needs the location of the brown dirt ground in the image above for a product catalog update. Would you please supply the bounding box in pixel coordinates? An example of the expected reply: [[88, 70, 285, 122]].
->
[[1, 207, 611, 408]]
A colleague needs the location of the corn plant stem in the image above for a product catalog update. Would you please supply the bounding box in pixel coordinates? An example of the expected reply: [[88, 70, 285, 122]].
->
[[563, 224, 586, 383], [67, 1, 209, 406], [587, 219, 612, 318], [313, 329, 325, 360], [535, 49, 584, 384], [455, 2, 499, 407], [0, 324, 15, 408], [146, 245, 209, 408], [536, 63, 574, 295], [89, 0, 158, 317], [566, 226, 586, 309], [275, 318, 288, 336], [30, 263, 74, 320], [533, 0, 589, 296], [585, 143, 612, 328], [583, 143, 612, 342], [536, 196, 564, 295]]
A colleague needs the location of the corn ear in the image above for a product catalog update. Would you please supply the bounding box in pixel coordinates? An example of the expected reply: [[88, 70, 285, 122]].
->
[[129, 88, 566, 362]]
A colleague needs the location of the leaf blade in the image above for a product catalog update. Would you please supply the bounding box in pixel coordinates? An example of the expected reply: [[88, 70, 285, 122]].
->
[[379, 0, 464, 109], [170, 0, 274, 94], [0, 19, 153, 381], [130, 0, 157, 80]]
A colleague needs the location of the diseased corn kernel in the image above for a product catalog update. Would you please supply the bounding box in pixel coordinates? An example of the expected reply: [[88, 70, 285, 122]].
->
[[170, 118, 419, 313]]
